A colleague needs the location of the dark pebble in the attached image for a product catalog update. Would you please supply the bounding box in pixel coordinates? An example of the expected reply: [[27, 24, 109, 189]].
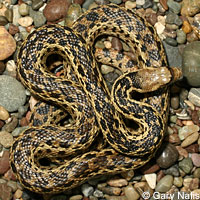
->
[[0, 16, 8, 26]]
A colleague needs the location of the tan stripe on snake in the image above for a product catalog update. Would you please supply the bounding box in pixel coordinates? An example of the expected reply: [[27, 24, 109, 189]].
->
[[10, 4, 182, 194]]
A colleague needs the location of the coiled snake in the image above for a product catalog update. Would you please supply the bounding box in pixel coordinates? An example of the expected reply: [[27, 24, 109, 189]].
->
[[10, 4, 182, 194]]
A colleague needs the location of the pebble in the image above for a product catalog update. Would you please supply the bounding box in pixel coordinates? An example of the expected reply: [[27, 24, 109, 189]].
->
[[4, 9, 13, 23], [182, 41, 200, 87], [0, 27, 16, 61], [191, 153, 200, 167], [163, 165, 180, 177], [125, 1, 136, 9], [144, 173, 156, 189], [176, 29, 186, 44], [93, 189, 103, 198], [81, 184, 94, 197], [176, 146, 188, 158], [165, 37, 178, 46], [193, 168, 200, 178], [29, 8, 46, 27], [182, 20, 192, 34], [69, 195, 83, 200], [0, 106, 9, 121], [178, 125, 199, 140], [140, 163, 160, 174], [19, 3, 29, 16], [65, 3, 82, 27], [2, 115, 18, 132], [170, 95, 180, 109], [154, 21, 165, 35], [0, 131, 13, 148], [156, 143, 179, 168], [18, 16, 33, 27], [12, 126, 29, 137], [12, 5, 21, 26], [155, 175, 173, 192], [107, 179, 128, 187], [0, 16, 8, 26], [121, 170, 134, 181], [181, 0, 200, 16], [14, 189, 23, 199], [185, 143, 199, 153], [43, 0, 71, 22], [179, 157, 193, 174], [32, 0, 44, 10], [188, 88, 200, 107], [160, 0, 168, 10], [124, 185, 140, 200], [0, 150, 10, 174], [98, 186, 121, 195], [136, 0, 145, 6], [0, 183, 12, 200], [0, 75, 26, 112], [7, 180, 18, 192], [187, 30, 199, 42], [167, 0, 181, 14], [109, 0, 122, 4], [181, 131, 199, 147]]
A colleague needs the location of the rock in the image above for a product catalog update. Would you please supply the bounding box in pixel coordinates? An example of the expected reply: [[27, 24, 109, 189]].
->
[[18, 16, 33, 27], [181, 0, 200, 16], [163, 165, 180, 177], [19, 3, 29, 16], [0, 61, 5, 74], [178, 125, 199, 140], [191, 153, 200, 167], [144, 173, 156, 189], [4, 9, 13, 23], [112, 37, 123, 51], [173, 177, 183, 187], [179, 157, 193, 174], [93, 189, 103, 198], [8, 24, 19, 35], [185, 144, 199, 153], [163, 41, 182, 67], [0, 75, 26, 112], [0, 150, 10, 174], [125, 1, 137, 9], [2, 115, 18, 132], [69, 195, 83, 200], [155, 175, 173, 192], [182, 20, 192, 34], [12, 5, 21, 26], [81, 184, 94, 197], [156, 143, 179, 168], [0, 16, 8, 26], [167, 0, 181, 14], [0, 27, 16, 61], [176, 146, 188, 158], [0, 131, 13, 148], [177, 29, 186, 44], [14, 189, 23, 199], [43, 0, 71, 22], [181, 131, 199, 147], [140, 163, 160, 174], [0, 183, 12, 200], [171, 95, 180, 109], [65, 3, 82, 27], [107, 179, 128, 187], [0, 106, 9, 121], [121, 170, 134, 181], [124, 185, 140, 200], [165, 37, 178, 46], [160, 0, 168, 10], [188, 88, 200, 107], [12, 126, 29, 137], [182, 42, 200, 87], [109, 0, 122, 4], [97, 185, 121, 196], [32, 0, 44, 10], [29, 8, 46, 27], [193, 168, 200, 178]]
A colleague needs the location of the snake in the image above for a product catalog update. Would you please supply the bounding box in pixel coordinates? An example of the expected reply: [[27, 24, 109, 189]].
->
[[10, 4, 182, 194]]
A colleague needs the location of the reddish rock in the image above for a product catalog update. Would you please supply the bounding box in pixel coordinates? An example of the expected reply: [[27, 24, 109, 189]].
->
[[0, 183, 12, 200], [0, 151, 10, 174], [8, 24, 19, 35], [140, 162, 160, 174], [185, 144, 199, 153], [43, 0, 71, 22]]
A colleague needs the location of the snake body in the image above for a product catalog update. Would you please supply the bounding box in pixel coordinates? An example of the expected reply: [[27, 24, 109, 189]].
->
[[10, 4, 182, 194]]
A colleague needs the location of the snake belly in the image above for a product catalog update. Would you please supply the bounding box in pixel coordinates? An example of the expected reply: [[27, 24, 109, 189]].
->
[[10, 4, 172, 194]]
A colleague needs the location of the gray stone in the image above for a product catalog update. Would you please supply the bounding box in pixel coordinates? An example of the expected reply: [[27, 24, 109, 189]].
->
[[0, 75, 26, 112]]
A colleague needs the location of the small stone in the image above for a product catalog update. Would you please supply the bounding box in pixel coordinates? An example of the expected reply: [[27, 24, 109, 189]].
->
[[0, 183, 12, 200], [185, 144, 199, 153], [188, 88, 200, 107], [156, 143, 179, 168], [101, 65, 114, 75], [160, 0, 168, 10], [163, 165, 180, 177], [69, 195, 83, 200], [0, 150, 10, 174], [136, 0, 145, 6], [121, 170, 134, 181], [181, 0, 200, 16], [65, 3, 82, 27], [0, 131, 13, 148], [140, 163, 160, 174], [190, 178, 199, 190], [43, 0, 71, 22], [111, 37, 123, 51], [109, 0, 122, 4], [8, 24, 19, 35], [98, 186, 121, 196], [171, 95, 179, 109], [187, 31, 199, 42], [0, 16, 8, 26], [167, 0, 181, 14], [179, 157, 193, 174], [7, 180, 18, 192], [173, 177, 183, 187], [178, 125, 199, 140], [0, 75, 26, 112], [176, 146, 188, 158], [155, 175, 173, 192], [12, 126, 29, 137], [181, 131, 199, 147], [12, 5, 21, 26], [14, 189, 23, 199], [19, 3, 29, 16], [18, 16, 33, 27], [107, 179, 128, 187], [182, 20, 192, 34], [144, 173, 156, 189], [0, 106, 9, 121], [81, 184, 94, 197], [4, 9, 13, 23], [124, 185, 140, 200], [191, 153, 200, 167], [29, 8, 46, 27], [125, 1, 136, 9], [154, 21, 165, 35], [165, 37, 178, 46], [177, 29, 186, 44], [2, 115, 18, 132], [32, 0, 44, 10], [193, 168, 200, 178], [0, 27, 16, 60]]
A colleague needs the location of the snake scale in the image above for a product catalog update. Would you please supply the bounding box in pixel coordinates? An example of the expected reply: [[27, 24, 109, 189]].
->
[[10, 4, 182, 194]]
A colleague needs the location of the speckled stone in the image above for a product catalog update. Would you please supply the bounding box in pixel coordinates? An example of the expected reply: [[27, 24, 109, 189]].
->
[[179, 157, 193, 174], [155, 175, 173, 192], [0, 75, 26, 112]]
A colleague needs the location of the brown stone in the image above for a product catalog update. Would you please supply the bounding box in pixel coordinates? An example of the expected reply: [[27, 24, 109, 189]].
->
[[140, 162, 160, 174], [111, 37, 123, 51], [43, 0, 71, 22], [0, 26, 16, 61], [8, 24, 19, 35], [160, 0, 168, 10], [185, 144, 199, 153], [0, 183, 12, 200], [0, 151, 10, 174], [182, 20, 192, 34]]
